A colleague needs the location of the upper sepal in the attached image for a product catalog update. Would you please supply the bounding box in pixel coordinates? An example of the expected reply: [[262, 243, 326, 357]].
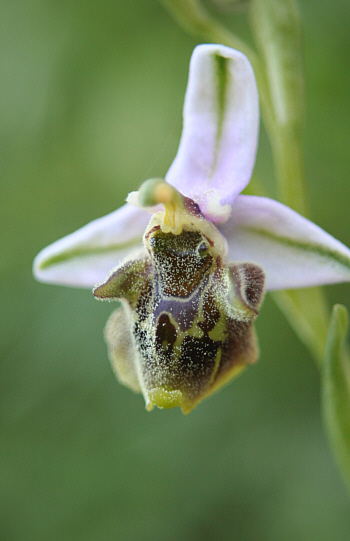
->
[[166, 44, 259, 223]]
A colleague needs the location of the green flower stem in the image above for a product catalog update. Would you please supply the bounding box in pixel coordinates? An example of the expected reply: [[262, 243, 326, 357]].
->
[[249, 0, 307, 216], [158, 0, 275, 129], [159, 0, 251, 55], [322, 305, 350, 492], [270, 128, 308, 217], [272, 288, 330, 366]]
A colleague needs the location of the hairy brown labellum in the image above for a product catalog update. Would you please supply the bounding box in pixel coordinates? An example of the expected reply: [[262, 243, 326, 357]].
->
[[94, 226, 265, 413]]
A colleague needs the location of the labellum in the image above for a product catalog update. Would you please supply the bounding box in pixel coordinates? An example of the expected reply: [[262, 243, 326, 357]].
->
[[94, 179, 265, 413]]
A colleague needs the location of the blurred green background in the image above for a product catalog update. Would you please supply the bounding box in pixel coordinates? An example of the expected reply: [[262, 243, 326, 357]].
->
[[1, 1, 350, 539]]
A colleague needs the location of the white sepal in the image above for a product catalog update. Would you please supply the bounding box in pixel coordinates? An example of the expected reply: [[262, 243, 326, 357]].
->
[[219, 195, 350, 290], [33, 204, 149, 288]]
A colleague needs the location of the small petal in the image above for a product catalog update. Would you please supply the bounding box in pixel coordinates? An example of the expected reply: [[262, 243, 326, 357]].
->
[[166, 44, 259, 223], [219, 195, 350, 290], [33, 204, 149, 288]]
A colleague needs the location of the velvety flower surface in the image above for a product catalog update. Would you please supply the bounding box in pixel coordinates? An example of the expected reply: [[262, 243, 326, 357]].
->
[[34, 45, 350, 412]]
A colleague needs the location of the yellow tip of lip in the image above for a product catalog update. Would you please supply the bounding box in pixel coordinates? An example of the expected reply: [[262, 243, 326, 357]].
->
[[148, 387, 183, 409]]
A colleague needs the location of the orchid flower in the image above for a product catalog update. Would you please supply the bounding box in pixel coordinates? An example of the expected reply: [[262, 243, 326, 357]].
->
[[33, 44, 350, 413]]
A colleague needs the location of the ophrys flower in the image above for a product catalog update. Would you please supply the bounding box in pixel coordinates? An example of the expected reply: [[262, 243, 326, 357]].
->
[[34, 45, 350, 413]]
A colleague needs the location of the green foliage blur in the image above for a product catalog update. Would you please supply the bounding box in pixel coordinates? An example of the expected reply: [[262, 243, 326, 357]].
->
[[1, 1, 350, 539]]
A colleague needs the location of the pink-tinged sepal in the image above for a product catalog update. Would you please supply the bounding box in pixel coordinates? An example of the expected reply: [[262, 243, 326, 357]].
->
[[33, 204, 149, 288], [166, 45, 259, 223], [220, 195, 350, 290]]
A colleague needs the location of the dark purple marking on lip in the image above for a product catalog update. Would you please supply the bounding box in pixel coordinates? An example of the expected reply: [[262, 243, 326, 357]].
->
[[152, 272, 210, 332], [155, 313, 177, 357]]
